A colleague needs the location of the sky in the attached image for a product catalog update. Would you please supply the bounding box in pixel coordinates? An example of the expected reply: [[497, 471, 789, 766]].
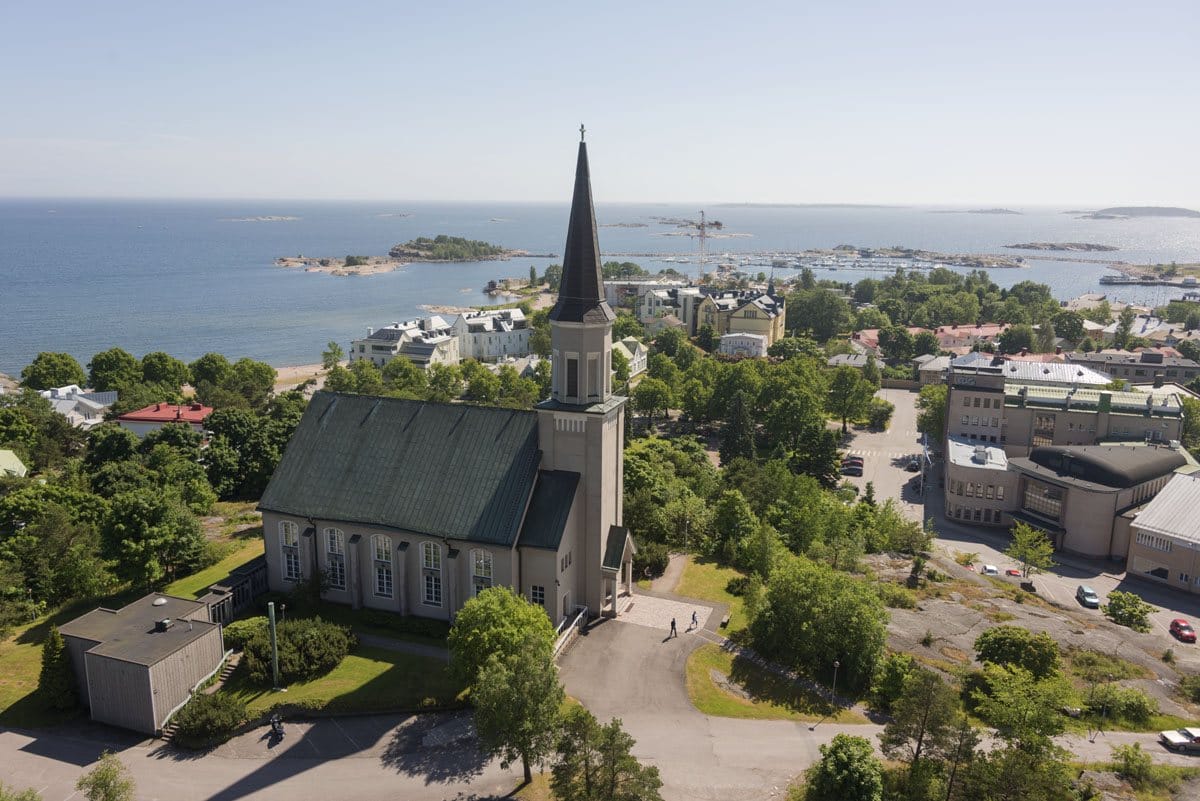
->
[[1, 1, 1197, 206]]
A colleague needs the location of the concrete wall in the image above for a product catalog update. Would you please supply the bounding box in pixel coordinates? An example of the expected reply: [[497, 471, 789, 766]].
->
[[1127, 527, 1200, 593], [84, 655, 155, 734], [147, 624, 225, 731]]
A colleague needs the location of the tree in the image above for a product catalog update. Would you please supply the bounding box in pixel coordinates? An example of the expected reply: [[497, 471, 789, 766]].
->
[[76, 752, 135, 801], [1004, 522, 1054, 577], [543, 263, 563, 292], [912, 330, 940, 358], [865, 398, 893, 430], [140, 352, 189, 390], [971, 664, 1071, 752], [973, 626, 1060, 679], [1033, 319, 1056, 354], [878, 669, 959, 791], [1103, 590, 1153, 632], [102, 489, 205, 589], [448, 586, 556, 685], [87, 348, 142, 392], [696, 324, 717, 353], [382, 356, 428, 396], [1181, 397, 1200, 452], [552, 706, 664, 801], [20, 352, 86, 390], [611, 348, 630, 384], [472, 635, 564, 783], [827, 366, 872, 433], [652, 327, 686, 358], [861, 356, 881, 389], [38, 625, 77, 710], [1052, 310, 1085, 343], [633, 378, 673, 423], [803, 734, 883, 801], [996, 324, 1034, 354], [718, 392, 755, 465], [877, 326, 914, 362], [0, 781, 42, 801], [321, 341, 344, 370], [1113, 306, 1137, 350], [749, 556, 887, 690], [348, 359, 384, 395], [1079, 336, 1097, 353], [612, 314, 644, 341], [426, 363, 462, 402], [787, 289, 852, 341], [188, 353, 232, 389], [529, 264, 538, 287], [710, 489, 758, 564]]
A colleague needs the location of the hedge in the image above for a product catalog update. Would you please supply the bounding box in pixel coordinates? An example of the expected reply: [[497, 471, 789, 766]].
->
[[243, 617, 356, 685], [171, 692, 248, 749]]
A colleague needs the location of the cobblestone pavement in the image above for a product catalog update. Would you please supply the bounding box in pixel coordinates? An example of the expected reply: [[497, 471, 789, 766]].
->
[[618, 593, 714, 635]]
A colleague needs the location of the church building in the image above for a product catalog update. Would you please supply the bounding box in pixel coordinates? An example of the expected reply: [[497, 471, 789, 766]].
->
[[257, 135, 635, 625]]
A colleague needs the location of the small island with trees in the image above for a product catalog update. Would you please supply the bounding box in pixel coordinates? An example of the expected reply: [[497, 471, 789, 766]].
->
[[1005, 242, 1119, 252], [276, 235, 547, 277]]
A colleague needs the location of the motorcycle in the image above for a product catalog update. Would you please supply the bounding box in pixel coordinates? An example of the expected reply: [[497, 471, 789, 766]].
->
[[270, 714, 284, 739]]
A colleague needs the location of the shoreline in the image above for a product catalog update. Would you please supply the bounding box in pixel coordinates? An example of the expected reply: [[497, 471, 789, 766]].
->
[[275, 249, 554, 278]]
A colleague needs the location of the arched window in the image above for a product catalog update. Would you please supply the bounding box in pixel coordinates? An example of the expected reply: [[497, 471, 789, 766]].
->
[[421, 541, 442, 607], [472, 550, 493, 597], [373, 535, 393, 598], [325, 528, 346, 590], [279, 521, 301, 581]]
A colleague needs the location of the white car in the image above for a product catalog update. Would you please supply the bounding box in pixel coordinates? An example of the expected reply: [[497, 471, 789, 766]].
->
[[981, 564, 999, 575], [1160, 727, 1200, 754]]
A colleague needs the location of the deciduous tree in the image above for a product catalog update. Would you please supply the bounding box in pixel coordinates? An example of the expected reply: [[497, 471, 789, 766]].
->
[[87, 348, 142, 392], [827, 366, 873, 433], [76, 752, 135, 801], [803, 734, 883, 801], [20, 352, 86, 390], [1004, 522, 1054, 577], [448, 587, 556, 685], [973, 626, 1060, 679]]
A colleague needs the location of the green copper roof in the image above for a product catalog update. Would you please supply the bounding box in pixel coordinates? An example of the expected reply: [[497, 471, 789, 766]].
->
[[260, 392, 540, 547], [517, 470, 579, 550], [603, 525, 633, 572]]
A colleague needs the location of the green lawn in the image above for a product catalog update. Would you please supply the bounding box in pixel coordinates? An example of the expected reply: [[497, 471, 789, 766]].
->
[[686, 643, 867, 724], [0, 615, 85, 729], [165, 539, 265, 599], [224, 645, 466, 715], [674, 557, 748, 634]]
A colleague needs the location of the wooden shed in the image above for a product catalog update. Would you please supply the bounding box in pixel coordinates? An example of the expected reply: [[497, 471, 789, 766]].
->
[[59, 593, 225, 735]]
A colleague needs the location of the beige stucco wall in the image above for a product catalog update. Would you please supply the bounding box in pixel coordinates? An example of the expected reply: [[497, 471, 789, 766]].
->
[[1127, 529, 1200, 593], [944, 462, 1020, 527]]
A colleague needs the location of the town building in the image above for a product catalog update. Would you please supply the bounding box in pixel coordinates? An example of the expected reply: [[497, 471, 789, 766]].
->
[[451, 308, 531, 361], [258, 136, 635, 626], [850, 326, 929, 355], [695, 290, 785, 346], [944, 437, 1016, 528], [1126, 473, 1200, 593], [639, 286, 703, 331], [827, 353, 870, 369], [603, 278, 689, 314], [0, 449, 27, 478], [917, 355, 952, 385], [945, 354, 1183, 455], [720, 332, 769, 358], [1099, 314, 1167, 343], [1065, 350, 1200, 384], [38, 385, 118, 430], [116, 402, 213, 438], [933, 323, 1010, 353], [59, 593, 226, 735], [349, 317, 460, 370], [612, 337, 648, 377]]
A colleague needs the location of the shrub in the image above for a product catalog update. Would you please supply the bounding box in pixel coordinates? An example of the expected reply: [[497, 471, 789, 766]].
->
[[1110, 742, 1153, 785], [869, 652, 915, 712], [171, 692, 248, 749], [925, 568, 948, 583], [1103, 590, 1153, 633], [243, 617, 355, 685], [876, 583, 917, 609], [222, 617, 267, 651], [634, 541, 670, 578], [725, 575, 751, 597], [1086, 684, 1158, 725], [973, 626, 1060, 679], [1068, 648, 1147, 682], [920, 630, 934, 648], [865, 398, 894, 430], [1163, 648, 1176, 665], [954, 551, 978, 567], [1180, 674, 1200, 703]]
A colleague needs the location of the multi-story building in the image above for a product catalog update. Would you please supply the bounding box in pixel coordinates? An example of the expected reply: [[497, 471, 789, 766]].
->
[[945, 353, 1184, 454], [720, 332, 769, 358], [1126, 473, 1200, 593], [695, 290, 786, 346], [1065, 350, 1200, 384], [451, 308, 531, 361], [350, 317, 459, 370]]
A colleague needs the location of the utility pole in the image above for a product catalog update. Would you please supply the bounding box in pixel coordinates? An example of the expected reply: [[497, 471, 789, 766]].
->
[[268, 601, 281, 691]]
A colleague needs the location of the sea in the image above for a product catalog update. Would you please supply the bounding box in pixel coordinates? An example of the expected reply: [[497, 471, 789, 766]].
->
[[2, 199, 1200, 376]]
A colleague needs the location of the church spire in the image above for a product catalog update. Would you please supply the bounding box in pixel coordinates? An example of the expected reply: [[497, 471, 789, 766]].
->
[[549, 134, 615, 324]]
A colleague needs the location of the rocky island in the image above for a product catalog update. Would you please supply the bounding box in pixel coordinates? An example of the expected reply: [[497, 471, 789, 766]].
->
[[1006, 242, 1119, 252], [1077, 206, 1200, 220], [276, 235, 549, 277]]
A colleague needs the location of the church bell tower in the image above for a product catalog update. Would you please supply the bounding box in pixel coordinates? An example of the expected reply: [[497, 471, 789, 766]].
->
[[537, 128, 629, 616]]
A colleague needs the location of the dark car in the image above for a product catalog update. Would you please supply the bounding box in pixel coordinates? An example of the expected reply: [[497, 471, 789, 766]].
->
[[905, 459, 921, 472], [841, 464, 863, 476], [1171, 619, 1197, 643]]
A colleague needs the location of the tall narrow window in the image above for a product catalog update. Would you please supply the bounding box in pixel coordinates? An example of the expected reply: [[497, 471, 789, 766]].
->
[[472, 550, 493, 596], [422, 542, 442, 606], [588, 355, 599, 399], [280, 521, 301, 581], [567, 358, 579, 397], [531, 585, 545, 607], [325, 528, 346, 590], [373, 535, 393, 598]]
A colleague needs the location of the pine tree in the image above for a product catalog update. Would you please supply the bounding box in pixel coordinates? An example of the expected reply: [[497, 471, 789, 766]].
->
[[39, 626, 77, 710], [718, 392, 755, 466]]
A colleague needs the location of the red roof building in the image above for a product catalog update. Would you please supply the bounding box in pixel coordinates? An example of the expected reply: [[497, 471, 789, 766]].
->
[[116, 402, 213, 437]]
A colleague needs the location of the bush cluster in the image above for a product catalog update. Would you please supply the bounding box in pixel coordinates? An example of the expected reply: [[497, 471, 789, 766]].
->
[[222, 616, 267, 650], [171, 692, 248, 749], [634, 541, 670, 578], [876, 583, 917, 609], [1085, 684, 1158, 725], [243, 617, 355, 685]]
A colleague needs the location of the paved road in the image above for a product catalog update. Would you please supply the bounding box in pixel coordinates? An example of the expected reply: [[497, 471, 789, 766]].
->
[[838, 387, 927, 521]]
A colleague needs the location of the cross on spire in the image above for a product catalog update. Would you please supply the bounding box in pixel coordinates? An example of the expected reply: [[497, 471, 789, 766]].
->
[[580, 123, 586, 142]]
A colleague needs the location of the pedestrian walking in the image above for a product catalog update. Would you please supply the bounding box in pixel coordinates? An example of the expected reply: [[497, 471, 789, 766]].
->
[[670, 617, 677, 638], [691, 610, 699, 629]]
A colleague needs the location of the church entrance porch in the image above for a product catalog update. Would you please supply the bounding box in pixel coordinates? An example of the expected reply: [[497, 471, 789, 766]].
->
[[601, 527, 637, 618]]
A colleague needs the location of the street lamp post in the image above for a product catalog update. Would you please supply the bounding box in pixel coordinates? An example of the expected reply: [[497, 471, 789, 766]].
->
[[832, 659, 841, 706]]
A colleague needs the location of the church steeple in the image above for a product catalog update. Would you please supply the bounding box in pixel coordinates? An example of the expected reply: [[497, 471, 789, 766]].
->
[[549, 134, 615, 325]]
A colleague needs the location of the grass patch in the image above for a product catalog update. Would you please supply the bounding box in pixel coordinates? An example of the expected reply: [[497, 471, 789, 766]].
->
[[165, 539, 265, 600], [300, 602, 450, 649], [1074, 762, 1200, 801], [685, 644, 867, 724], [224, 645, 466, 715], [0, 616, 84, 729], [674, 557, 747, 634], [513, 773, 553, 801], [1064, 647, 1152, 682]]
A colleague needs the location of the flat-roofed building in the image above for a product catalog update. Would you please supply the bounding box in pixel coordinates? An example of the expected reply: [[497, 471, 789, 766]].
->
[[944, 437, 1019, 528], [59, 593, 225, 735], [1127, 473, 1200, 592], [1066, 350, 1200, 384], [1006, 444, 1187, 558]]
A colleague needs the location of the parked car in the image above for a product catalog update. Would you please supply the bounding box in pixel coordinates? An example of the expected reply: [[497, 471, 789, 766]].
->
[[842, 455, 864, 465], [905, 459, 921, 472], [841, 464, 863, 476], [1005, 568, 1022, 577], [1170, 618, 1197, 643], [1075, 585, 1101, 608], [1160, 727, 1200, 753], [981, 564, 999, 575]]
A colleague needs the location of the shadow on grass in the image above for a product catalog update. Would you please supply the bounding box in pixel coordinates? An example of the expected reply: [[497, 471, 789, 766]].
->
[[726, 653, 838, 718]]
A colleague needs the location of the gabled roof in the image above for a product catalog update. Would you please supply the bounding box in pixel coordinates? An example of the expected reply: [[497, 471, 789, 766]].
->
[[518, 470, 579, 550], [603, 525, 634, 572], [550, 140, 616, 325], [259, 392, 541, 547], [1135, 473, 1200, 542]]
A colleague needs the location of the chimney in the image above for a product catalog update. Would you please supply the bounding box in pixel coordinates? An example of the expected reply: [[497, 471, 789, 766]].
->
[[1154, 374, 1165, 388], [1055, 346, 1062, 355], [367, 327, 373, 336], [155, 403, 161, 411]]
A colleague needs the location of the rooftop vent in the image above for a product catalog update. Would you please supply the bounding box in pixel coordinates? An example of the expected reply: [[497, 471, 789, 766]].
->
[[154, 618, 173, 632], [152, 597, 168, 607]]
